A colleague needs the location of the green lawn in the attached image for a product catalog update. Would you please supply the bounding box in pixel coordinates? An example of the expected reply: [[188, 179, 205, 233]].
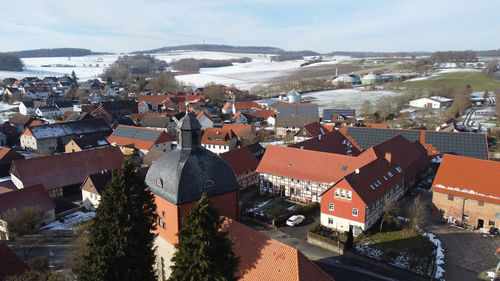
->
[[389, 71, 500, 92]]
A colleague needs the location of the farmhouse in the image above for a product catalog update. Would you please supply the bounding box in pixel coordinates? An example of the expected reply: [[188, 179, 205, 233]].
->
[[431, 154, 500, 229], [320, 158, 405, 233], [409, 96, 453, 109], [201, 127, 238, 154], [20, 118, 112, 154]]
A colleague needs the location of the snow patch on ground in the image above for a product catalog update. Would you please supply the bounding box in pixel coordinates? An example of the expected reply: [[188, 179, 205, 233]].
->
[[434, 184, 500, 200], [42, 211, 95, 230], [355, 244, 382, 260], [423, 232, 445, 280]]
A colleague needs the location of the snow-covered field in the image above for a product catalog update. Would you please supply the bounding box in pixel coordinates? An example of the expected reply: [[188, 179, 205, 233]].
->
[[0, 51, 353, 90], [406, 68, 482, 82], [301, 88, 404, 112]]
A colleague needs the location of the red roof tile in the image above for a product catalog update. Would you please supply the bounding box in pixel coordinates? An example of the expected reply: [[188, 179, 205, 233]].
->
[[294, 122, 329, 138], [220, 146, 260, 175], [233, 101, 261, 110], [222, 218, 334, 281], [0, 242, 29, 280], [10, 147, 124, 191], [257, 145, 372, 183], [107, 125, 173, 150], [201, 128, 236, 146], [0, 184, 55, 215], [222, 124, 254, 138], [431, 154, 500, 204]]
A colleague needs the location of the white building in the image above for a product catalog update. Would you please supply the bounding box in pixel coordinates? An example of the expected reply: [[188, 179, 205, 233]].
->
[[19, 101, 35, 115], [409, 96, 453, 109]]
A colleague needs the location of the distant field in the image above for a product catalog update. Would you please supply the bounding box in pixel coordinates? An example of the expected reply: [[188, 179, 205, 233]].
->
[[390, 71, 500, 92]]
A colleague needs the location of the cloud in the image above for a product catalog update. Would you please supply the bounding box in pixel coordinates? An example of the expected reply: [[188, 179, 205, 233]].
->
[[0, 0, 499, 53]]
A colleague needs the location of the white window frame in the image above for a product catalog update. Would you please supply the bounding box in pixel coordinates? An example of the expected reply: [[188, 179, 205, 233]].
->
[[328, 218, 333, 225], [341, 189, 346, 199], [352, 208, 358, 216], [334, 188, 339, 197], [346, 190, 352, 200], [329, 203, 334, 211]]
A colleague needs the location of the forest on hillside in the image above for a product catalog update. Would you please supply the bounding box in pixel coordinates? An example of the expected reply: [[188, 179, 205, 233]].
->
[[10, 48, 108, 58], [0, 52, 23, 71]]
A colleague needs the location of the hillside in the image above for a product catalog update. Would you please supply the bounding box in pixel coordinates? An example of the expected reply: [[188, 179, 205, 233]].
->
[[0, 52, 23, 71], [133, 44, 319, 56], [10, 48, 110, 58]]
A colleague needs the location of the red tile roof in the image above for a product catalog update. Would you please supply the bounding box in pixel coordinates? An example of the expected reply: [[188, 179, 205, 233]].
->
[[290, 131, 362, 156], [257, 145, 372, 183], [0, 184, 55, 215], [222, 218, 334, 281], [220, 146, 260, 175], [196, 111, 212, 121], [0, 242, 29, 280], [222, 124, 254, 138], [431, 154, 500, 204], [244, 110, 275, 119], [233, 101, 261, 110], [0, 147, 24, 165], [294, 122, 329, 138], [107, 125, 173, 150], [10, 147, 124, 191], [222, 102, 232, 111], [201, 128, 236, 146], [138, 94, 205, 105]]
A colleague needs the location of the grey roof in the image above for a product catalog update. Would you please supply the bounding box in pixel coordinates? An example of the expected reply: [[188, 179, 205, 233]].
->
[[37, 106, 59, 112], [344, 127, 488, 160], [21, 101, 34, 108], [55, 101, 74, 108], [276, 104, 318, 118], [177, 113, 202, 130], [424, 131, 488, 159], [345, 127, 421, 149], [323, 109, 355, 120], [145, 146, 240, 205], [28, 118, 111, 140], [111, 126, 163, 142]]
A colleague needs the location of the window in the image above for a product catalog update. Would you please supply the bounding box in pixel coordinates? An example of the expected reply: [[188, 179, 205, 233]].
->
[[329, 203, 334, 211], [489, 220, 495, 226], [334, 188, 339, 197], [328, 218, 333, 225], [341, 190, 345, 199], [439, 209, 446, 215], [346, 191, 352, 200], [448, 194, 454, 201], [352, 208, 358, 216], [162, 211, 165, 217], [478, 201, 484, 206]]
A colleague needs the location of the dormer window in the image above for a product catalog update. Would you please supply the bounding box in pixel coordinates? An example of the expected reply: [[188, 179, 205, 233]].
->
[[204, 180, 215, 189], [156, 178, 163, 188]]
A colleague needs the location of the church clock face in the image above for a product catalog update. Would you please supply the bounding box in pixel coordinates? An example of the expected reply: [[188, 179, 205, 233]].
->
[[156, 178, 163, 188]]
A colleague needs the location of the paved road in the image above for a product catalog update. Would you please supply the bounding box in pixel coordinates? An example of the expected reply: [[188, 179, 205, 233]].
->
[[241, 216, 423, 281]]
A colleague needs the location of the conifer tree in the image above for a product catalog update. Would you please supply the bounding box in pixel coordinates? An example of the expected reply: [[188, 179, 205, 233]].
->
[[77, 158, 158, 281], [168, 194, 239, 281]]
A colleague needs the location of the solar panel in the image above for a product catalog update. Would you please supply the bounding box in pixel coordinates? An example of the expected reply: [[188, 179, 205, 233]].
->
[[113, 126, 138, 138], [425, 131, 488, 159], [135, 130, 162, 142]]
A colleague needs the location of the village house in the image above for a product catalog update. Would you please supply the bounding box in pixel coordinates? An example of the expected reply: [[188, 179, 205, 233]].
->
[[201, 127, 238, 154], [290, 130, 362, 156], [35, 105, 59, 117], [431, 154, 500, 229], [221, 101, 262, 115], [81, 170, 113, 210], [196, 111, 214, 129], [88, 92, 102, 104], [20, 118, 112, 154], [240, 109, 275, 126], [65, 134, 110, 153], [19, 101, 35, 115], [10, 146, 124, 198], [409, 96, 453, 109], [219, 144, 264, 190], [320, 158, 405, 234], [222, 124, 256, 143], [293, 122, 333, 142], [54, 101, 75, 115], [0, 184, 56, 240], [0, 147, 24, 177], [323, 109, 356, 120], [323, 114, 356, 127], [107, 125, 173, 157], [275, 103, 319, 136], [138, 94, 205, 114], [232, 111, 248, 124]]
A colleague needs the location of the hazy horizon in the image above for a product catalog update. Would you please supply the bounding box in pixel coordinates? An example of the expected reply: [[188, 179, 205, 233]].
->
[[1, 0, 499, 54]]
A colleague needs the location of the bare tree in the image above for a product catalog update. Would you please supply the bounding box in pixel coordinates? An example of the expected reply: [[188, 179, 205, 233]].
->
[[408, 195, 426, 233], [380, 201, 400, 232], [361, 100, 372, 116]]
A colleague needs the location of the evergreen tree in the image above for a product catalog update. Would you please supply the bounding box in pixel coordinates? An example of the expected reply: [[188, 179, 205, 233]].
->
[[169, 194, 239, 281], [77, 158, 158, 281], [71, 70, 77, 82]]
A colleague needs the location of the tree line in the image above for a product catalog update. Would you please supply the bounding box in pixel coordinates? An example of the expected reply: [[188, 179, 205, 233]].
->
[[9, 48, 107, 58], [133, 44, 319, 56], [430, 51, 477, 63], [0, 52, 23, 71], [172, 57, 251, 72]]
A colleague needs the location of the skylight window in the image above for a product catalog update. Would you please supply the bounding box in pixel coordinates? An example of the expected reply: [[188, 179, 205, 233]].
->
[[377, 180, 382, 185], [383, 176, 388, 181], [388, 172, 393, 177], [370, 184, 375, 190]]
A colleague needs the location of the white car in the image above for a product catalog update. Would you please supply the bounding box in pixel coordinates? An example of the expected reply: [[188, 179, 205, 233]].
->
[[286, 215, 305, 226]]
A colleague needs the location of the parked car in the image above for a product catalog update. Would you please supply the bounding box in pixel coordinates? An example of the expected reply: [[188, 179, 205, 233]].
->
[[286, 215, 305, 226]]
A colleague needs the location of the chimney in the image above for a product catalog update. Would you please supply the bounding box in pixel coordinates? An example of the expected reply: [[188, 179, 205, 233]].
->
[[385, 152, 392, 163]]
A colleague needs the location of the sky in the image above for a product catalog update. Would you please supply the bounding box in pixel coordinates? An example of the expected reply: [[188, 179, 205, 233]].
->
[[1, 0, 499, 54]]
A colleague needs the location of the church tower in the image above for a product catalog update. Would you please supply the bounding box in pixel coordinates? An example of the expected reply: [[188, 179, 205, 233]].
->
[[145, 112, 240, 279]]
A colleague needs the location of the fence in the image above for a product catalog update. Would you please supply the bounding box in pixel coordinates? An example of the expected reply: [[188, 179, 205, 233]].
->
[[307, 231, 344, 254]]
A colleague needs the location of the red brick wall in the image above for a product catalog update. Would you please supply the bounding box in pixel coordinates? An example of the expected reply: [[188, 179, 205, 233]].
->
[[321, 180, 366, 224], [432, 191, 500, 228]]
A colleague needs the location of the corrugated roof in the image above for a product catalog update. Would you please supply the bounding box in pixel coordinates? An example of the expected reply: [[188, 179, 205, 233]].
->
[[222, 218, 334, 281], [431, 154, 500, 204]]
